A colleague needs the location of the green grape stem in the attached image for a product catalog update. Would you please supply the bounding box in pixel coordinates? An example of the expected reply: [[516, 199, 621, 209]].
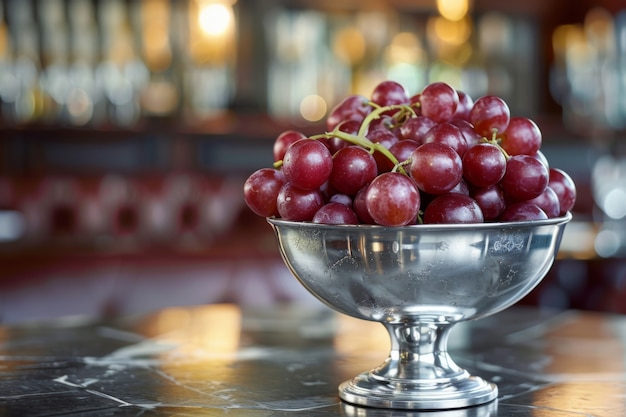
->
[[357, 103, 416, 137], [311, 129, 408, 175], [481, 129, 511, 160], [330, 103, 416, 174], [274, 103, 415, 174]]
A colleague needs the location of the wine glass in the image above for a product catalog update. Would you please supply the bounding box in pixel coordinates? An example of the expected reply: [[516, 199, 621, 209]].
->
[[268, 213, 571, 410]]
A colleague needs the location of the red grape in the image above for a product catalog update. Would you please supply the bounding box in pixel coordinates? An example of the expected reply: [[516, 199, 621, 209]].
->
[[422, 122, 469, 156], [244, 80, 576, 226], [533, 150, 550, 169], [548, 168, 576, 215], [499, 202, 548, 222], [454, 90, 474, 121], [313, 202, 359, 224], [327, 95, 372, 131], [282, 139, 333, 191], [408, 93, 422, 115], [423, 193, 484, 224], [319, 180, 337, 201], [469, 95, 510, 138], [449, 178, 470, 195], [389, 139, 420, 163], [326, 120, 360, 154], [462, 143, 507, 188], [329, 146, 378, 196], [328, 193, 353, 206], [450, 119, 482, 147], [500, 117, 542, 156], [243, 168, 286, 217], [419, 82, 459, 123], [409, 142, 463, 195], [367, 127, 400, 172], [471, 185, 506, 221], [366, 172, 420, 226], [353, 184, 375, 224], [371, 80, 410, 107], [527, 186, 560, 218], [500, 154, 549, 201], [276, 183, 324, 221], [398, 116, 437, 143], [368, 114, 397, 132], [273, 130, 306, 162]]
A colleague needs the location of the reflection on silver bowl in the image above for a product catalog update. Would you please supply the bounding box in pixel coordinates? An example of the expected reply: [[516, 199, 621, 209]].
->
[[268, 213, 571, 410]]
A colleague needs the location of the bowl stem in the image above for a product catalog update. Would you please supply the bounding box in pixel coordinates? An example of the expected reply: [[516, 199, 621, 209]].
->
[[338, 320, 498, 410]]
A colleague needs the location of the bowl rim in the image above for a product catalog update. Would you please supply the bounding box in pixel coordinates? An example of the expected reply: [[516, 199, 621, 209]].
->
[[267, 212, 572, 232]]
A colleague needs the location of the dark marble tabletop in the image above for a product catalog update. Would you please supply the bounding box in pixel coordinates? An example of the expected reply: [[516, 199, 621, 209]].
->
[[1, 303, 624, 416]]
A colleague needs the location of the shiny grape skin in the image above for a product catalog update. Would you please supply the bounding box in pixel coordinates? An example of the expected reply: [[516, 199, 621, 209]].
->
[[409, 93, 422, 115], [470, 95, 511, 138], [500, 154, 549, 201], [501, 117, 542, 156], [454, 90, 474, 121], [423, 193, 484, 224], [371, 80, 410, 107], [409, 142, 463, 195], [398, 116, 437, 143], [470, 185, 506, 221], [499, 201, 548, 221], [243, 168, 286, 217], [273, 130, 306, 162], [527, 186, 560, 218], [276, 183, 324, 221], [548, 168, 577, 215], [450, 178, 470, 195], [329, 146, 378, 196], [312, 202, 359, 225], [244, 80, 578, 227], [326, 95, 372, 131], [389, 139, 420, 164], [419, 82, 459, 123], [326, 120, 360, 154], [353, 185, 376, 224], [450, 119, 482, 147], [328, 193, 353, 206], [462, 143, 507, 188], [422, 122, 469, 157], [534, 150, 550, 169], [367, 127, 400, 172], [365, 172, 420, 226], [282, 139, 333, 191]]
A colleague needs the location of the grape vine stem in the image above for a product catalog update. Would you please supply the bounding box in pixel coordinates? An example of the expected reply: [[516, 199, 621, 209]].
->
[[312, 104, 416, 175], [273, 104, 415, 175]]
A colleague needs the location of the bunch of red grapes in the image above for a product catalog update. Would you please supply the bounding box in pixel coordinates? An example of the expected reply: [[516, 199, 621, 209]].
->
[[244, 80, 577, 226]]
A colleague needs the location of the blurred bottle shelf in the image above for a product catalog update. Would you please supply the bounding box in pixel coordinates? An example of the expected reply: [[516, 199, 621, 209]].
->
[[0, 0, 598, 130], [0, 0, 623, 261], [0, 0, 622, 178], [0, 112, 601, 176], [0, 111, 326, 176]]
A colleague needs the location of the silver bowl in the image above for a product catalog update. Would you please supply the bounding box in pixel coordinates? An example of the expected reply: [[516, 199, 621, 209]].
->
[[268, 213, 571, 410]]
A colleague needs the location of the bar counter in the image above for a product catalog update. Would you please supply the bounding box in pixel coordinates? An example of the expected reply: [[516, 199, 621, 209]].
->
[[1, 303, 625, 416]]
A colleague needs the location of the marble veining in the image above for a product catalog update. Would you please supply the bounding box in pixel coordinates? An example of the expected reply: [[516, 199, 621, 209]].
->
[[0, 304, 624, 416]]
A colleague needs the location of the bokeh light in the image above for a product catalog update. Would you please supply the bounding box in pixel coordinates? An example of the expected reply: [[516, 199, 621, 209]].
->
[[300, 94, 327, 122]]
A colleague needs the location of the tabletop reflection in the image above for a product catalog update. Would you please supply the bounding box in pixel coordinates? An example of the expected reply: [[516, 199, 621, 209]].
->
[[0, 303, 624, 416]]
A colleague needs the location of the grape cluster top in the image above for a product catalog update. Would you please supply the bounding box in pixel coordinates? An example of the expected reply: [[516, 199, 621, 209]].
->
[[244, 80, 577, 227]]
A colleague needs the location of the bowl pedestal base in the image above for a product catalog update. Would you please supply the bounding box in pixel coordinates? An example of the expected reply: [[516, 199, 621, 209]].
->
[[338, 320, 498, 410]]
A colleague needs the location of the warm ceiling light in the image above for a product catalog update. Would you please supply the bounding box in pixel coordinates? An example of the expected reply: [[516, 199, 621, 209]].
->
[[198, 2, 233, 37], [436, 0, 469, 22], [431, 15, 472, 46]]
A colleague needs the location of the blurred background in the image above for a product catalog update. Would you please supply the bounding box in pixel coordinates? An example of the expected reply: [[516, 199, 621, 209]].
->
[[0, 0, 625, 323]]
